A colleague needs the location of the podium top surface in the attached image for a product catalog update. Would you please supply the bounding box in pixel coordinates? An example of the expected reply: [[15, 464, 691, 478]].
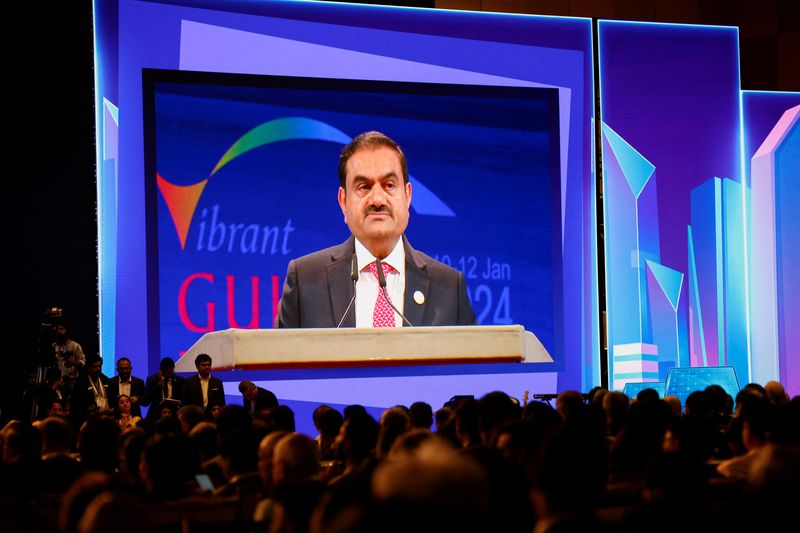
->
[[174, 325, 552, 372]]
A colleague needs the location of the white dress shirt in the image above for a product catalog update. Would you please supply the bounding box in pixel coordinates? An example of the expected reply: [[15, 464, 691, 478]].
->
[[354, 238, 405, 327], [118, 379, 131, 398], [199, 375, 210, 408]]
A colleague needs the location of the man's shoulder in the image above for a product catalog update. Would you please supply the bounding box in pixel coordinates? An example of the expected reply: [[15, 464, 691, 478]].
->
[[291, 239, 353, 269], [406, 243, 462, 278]]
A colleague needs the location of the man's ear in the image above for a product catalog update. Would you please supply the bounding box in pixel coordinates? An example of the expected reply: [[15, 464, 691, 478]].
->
[[338, 187, 348, 223]]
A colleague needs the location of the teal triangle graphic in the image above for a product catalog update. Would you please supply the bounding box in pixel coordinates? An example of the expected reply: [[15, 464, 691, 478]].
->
[[602, 122, 655, 198], [103, 98, 119, 125], [646, 259, 683, 310]]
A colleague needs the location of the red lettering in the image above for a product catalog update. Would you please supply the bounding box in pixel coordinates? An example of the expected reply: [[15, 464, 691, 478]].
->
[[272, 275, 280, 328], [178, 272, 216, 332], [226, 275, 260, 328]]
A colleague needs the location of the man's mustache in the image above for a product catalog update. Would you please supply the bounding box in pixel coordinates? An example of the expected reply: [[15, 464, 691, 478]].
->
[[365, 205, 392, 216]]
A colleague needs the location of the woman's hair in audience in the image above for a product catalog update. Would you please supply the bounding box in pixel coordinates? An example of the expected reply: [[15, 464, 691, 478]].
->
[[313, 405, 344, 437], [177, 405, 205, 432], [377, 407, 411, 459]]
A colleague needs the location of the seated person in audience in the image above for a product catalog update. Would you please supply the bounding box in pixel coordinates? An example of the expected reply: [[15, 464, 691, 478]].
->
[[257, 430, 290, 498], [1, 421, 43, 500], [529, 427, 608, 533], [216, 429, 262, 492], [78, 416, 120, 473], [328, 410, 379, 484], [369, 438, 491, 533], [663, 395, 682, 417], [205, 401, 224, 422], [602, 391, 629, 442], [717, 390, 771, 479], [764, 380, 790, 406], [139, 433, 199, 502], [434, 406, 452, 432], [158, 399, 180, 420], [214, 429, 264, 519], [37, 416, 84, 494], [377, 407, 410, 460], [76, 490, 155, 533], [48, 398, 68, 418], [255, 433, 323, 526], [265, 405, 296, 433], [115, 394, 141, 431], [312, 405, 343, 461], [190, 421, 227, 489], [177, 404, 205, 434], [409, 401, 433, 430]]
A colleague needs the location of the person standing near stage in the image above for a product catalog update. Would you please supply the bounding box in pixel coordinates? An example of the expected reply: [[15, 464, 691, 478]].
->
[[239, 380, 278, 417], [277, 131, 475, 328], [52, 321, 85, 396], [70, 356, 110, 427], [182, 353, 226, 410], [107, 357, 147, 418], [144, 357, 185, 420]]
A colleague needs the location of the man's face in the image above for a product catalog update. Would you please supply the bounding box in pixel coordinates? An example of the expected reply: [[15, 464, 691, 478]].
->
[[117, 360, 132, 381], [338, 146, 411, 258], [196, 361, 212, 379], [244, 387, 258, 401], [89, 360, 102, 377], [48, 402, 63, 417], [161, 366, 174, 380]]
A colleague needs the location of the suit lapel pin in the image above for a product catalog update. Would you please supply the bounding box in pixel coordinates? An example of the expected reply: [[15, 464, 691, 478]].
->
[[413, 290, 425, 305]]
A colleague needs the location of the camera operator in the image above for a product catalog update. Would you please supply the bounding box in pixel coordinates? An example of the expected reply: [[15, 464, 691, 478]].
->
[[53, 320, 85, 398]]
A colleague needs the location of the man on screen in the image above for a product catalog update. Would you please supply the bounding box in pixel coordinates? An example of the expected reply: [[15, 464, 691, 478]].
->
[[277, 131, 475, 328]]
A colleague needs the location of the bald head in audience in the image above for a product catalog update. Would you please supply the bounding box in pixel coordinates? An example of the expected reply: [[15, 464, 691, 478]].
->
[[273, 433, 320, 487], [765, 381, 789, 406]]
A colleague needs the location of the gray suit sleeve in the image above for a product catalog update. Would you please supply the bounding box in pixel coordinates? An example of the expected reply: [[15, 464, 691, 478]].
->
[[277, 259, 300, 328], [457, 270, 477, 325]]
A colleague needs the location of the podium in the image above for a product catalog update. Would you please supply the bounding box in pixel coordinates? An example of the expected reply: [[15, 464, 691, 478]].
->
[[174, 325, 552, 371]]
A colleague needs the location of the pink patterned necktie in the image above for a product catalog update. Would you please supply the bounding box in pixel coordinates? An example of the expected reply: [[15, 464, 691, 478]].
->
[[368, 261, 396, 327]]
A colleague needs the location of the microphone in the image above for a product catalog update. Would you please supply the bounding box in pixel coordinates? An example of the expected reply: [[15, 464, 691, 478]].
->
[[374, 258, 414, 327], [336, 253, 359, 328]]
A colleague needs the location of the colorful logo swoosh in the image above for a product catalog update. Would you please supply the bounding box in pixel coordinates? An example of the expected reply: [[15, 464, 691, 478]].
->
[[157, 117, 455, 250]]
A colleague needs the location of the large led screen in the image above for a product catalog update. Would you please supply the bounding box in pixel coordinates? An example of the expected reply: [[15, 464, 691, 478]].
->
[[598, 21, 745, 392], [145, 71, 562, 366], [744, 91, 800, 397]]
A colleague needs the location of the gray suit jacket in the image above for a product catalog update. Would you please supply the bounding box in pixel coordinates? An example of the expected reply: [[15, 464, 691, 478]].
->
[[277, 236, 476, 328]]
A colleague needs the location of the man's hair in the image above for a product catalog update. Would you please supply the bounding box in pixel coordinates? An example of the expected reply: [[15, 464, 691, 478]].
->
[[177, 405, 205, 431], [238, 380, 257, 394], [40, 416, 72, 452], [194, 353, 212, 366], [117, 357, 131, 366], [159, 357, 175, 370], [338, 131, 408, 189]]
